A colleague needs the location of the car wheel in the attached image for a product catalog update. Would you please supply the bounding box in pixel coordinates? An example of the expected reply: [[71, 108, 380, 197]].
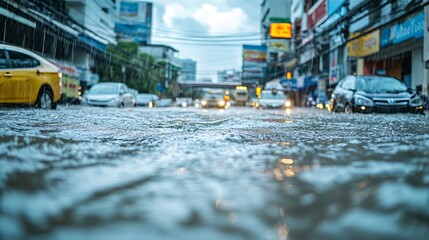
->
[[37, 87, 56, 110], [332, 104, 340, 113], [344, 104, 353, 114]]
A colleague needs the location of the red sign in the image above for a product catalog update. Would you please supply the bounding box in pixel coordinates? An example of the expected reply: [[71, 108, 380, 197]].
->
[[307, 0, 327, 29]]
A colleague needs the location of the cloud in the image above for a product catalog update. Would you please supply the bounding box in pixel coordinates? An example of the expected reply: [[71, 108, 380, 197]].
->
[[162, 4, 189, 27], [161, 2, 254, 34], [192, 4, 251, 34]]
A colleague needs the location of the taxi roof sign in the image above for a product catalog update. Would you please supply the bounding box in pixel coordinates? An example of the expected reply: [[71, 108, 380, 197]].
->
[[236, 86, 248, 90], [270, 23, 292, 39]]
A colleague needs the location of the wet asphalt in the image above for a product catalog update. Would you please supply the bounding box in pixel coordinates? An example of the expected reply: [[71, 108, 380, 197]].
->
[[1, 105, 429, 240]]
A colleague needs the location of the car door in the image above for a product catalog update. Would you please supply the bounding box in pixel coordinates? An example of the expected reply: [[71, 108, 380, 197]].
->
[[3, 49, 40, 103], [341, 77, 356, 106], [333, 80, 346, 110], [0, 49, 7, 101], [336, 77, 355, 110], [119, 85, 132, 107]]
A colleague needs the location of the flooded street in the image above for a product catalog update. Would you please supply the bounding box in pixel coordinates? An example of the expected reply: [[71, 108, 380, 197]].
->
[[1, 106, 429, 240]]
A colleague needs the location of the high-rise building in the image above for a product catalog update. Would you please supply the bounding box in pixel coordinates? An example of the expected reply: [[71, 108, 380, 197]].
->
[[179, 59, 197, 82], [115, 0, 153, 45]]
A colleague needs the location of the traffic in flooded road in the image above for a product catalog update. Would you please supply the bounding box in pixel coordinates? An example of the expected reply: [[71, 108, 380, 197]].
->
[[1, 106, 428, 240]]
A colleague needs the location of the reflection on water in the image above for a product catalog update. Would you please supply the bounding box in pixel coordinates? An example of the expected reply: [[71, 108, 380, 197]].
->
[[0, 107, 428, 240]]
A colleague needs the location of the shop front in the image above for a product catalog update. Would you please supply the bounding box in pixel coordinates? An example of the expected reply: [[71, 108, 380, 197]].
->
[[347, 29, 380, 76], [366, 12, 424, 89]]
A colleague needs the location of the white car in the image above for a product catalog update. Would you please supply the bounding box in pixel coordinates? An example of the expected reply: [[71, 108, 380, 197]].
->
[[136, 93, 158, 107], [256, 90, 292, 109], [175, 98, 193, 107], [82, 82, 136, 108]]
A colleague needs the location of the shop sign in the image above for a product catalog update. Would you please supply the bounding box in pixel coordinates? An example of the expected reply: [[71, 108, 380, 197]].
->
[[347, 30, 380, 57], [381, 12, 424, 47], [268, 39, 290, 52], [307, 0, 327, 29], [270, 23, 292, 39]]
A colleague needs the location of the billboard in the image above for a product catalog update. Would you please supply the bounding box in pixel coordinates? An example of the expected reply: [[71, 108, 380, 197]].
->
[[242, 45, 267, 83], [270, 23, 292, 39], [116, 0, 153, 44], [119, 1, 140, 19], [347, 30, 380, 57]]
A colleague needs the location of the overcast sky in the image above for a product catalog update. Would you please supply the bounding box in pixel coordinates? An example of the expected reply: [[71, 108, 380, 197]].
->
[[150, 0, 262, 81]]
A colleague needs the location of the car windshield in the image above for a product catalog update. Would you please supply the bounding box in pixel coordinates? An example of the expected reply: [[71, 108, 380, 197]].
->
[[89, 84, 119, 94], [205, 94, 223, 100], [358, 77, 407, 93], [261, 91, 285, 100]]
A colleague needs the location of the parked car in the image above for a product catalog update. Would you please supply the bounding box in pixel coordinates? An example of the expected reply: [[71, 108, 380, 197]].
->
[[256, 89, 292, 109], [201, 93, 227, 109], [82, 82, 136, 108], [0, 44, 61, 109], [330, 75, 424, 114], [129, 88, 139, 98], [175, 98, 193, 107], [136, 93, 158, 107]]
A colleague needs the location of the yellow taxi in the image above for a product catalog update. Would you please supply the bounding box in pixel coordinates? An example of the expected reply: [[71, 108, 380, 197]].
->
[[0, 44, 61, 109]]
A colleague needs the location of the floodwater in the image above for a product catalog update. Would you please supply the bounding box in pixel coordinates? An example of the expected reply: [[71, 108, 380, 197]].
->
[[1, 106, 429, 240]]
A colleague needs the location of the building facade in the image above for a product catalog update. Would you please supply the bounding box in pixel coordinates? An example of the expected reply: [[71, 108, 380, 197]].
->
[[179, 59, 197, 83], [139, 45, 181, 96], [64, 0, 117, 86], [260, 0, 293, 81], [287, 0, 429, 106]]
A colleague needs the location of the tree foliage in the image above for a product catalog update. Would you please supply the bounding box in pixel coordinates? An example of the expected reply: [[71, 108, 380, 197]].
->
[[94, 41, 161, 94]]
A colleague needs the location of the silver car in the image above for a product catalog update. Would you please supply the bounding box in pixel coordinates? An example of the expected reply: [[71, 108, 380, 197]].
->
[[256, 90, 292, 109], [82, 82, 136, 108]]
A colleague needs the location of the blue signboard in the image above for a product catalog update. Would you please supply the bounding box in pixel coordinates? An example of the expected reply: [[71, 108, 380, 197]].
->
[[120, 2, 139, 18], [115, 22, 151, 43], [381, 12, 424, 47]]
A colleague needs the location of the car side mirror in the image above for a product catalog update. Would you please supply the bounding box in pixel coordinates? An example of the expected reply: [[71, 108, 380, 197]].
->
[[407, 87, 413, 94]]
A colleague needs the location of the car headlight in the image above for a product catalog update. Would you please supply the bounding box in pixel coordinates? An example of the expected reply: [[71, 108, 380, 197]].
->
[[218, 100, 225, 106], [410, 97, 422, 106], [201, 100, 207, 106], [285, 100, 292, 108], [354, 95, 374, 106]]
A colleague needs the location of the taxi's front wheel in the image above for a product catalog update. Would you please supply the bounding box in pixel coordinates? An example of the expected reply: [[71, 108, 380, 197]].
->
[[37, 87, 57, 110]]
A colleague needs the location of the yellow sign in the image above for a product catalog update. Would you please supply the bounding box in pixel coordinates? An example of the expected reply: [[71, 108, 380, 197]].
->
[[347, 30, 380, 57], [256, 87, 262, 97], [270, 23, 292, 39]]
